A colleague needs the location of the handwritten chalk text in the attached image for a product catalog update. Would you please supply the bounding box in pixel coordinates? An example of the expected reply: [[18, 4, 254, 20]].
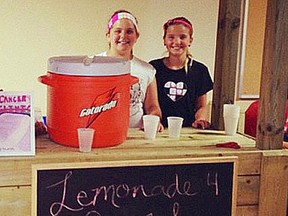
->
[[47, 171, 219, 216]]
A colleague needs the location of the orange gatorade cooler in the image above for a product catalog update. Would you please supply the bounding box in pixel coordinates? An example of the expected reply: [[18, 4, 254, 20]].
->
[[38, 56, 137, 148]]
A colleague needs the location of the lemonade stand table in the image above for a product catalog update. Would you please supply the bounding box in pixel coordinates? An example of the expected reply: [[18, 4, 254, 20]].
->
[[0, 128, 288, 215]]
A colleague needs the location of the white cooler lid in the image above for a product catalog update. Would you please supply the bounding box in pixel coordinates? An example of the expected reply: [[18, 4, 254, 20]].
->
[[48, 56, 130, 76]]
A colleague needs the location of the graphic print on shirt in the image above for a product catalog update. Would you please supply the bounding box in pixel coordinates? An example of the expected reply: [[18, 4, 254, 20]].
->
[[164, 81, 187, 102], [130, 81, 144, 116]]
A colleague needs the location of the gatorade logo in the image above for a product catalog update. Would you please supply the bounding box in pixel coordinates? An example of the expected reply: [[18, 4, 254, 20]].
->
[[79, 100, 118, 117], [79, 87, 120, 128]]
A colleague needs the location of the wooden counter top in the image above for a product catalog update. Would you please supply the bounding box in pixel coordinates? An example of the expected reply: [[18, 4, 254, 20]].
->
[[35, 128, 261, 172], [36, 128, 257, 157], [0, 128, 260, 187]]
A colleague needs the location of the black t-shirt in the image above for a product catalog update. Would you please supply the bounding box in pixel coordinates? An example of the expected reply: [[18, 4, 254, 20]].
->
[[149, 58, 213, 127]]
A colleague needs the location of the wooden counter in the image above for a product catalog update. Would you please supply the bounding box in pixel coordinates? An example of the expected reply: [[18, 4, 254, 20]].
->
[[0, 128, 288, 215]]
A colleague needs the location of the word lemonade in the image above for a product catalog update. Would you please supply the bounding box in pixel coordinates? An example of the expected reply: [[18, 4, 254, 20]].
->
[[47, 171, 219, 216]]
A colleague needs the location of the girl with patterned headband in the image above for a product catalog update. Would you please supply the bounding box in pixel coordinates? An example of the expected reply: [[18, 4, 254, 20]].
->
[[98, 10, 163, 131], [149, 16, 213, 129], [107, 11, 139, 33]]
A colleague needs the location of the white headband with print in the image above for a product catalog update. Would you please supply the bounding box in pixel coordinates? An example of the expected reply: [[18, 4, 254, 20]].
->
[[107, 12, 139, 32]]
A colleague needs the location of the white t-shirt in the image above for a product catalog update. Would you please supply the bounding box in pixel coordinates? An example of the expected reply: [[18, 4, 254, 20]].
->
[[97, 52, 156, 127]]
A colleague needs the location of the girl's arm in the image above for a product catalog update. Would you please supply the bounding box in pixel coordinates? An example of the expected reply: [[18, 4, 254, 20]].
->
[[192, 94, 210, 129], [143, 78, 164, 131]]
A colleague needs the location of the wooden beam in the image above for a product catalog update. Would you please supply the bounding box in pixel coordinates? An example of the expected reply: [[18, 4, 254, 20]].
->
[[258, 152, 288, 215], [211, 0, 243, 130], [256, 0, 288, 149]]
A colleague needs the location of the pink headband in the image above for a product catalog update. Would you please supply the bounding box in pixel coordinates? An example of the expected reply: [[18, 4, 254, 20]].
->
[[107, 12, 139, 32], [164, 19, 193, 32]]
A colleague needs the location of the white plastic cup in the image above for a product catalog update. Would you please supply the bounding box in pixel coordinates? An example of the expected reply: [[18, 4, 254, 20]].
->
[[77, 128, 95, 152], [223, 104, 240, 135], [143, 115, 160, 140], [167, 116, 184, 138]]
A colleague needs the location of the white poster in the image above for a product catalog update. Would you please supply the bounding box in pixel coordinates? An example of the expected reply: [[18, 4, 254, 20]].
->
[[0, 91, 35, 156]]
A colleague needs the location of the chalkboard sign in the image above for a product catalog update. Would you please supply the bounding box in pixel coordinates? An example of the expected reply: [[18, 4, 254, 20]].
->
[[32, 157, 238, 216]]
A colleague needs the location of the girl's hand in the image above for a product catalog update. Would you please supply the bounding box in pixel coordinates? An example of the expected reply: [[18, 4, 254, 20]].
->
[[158, 123, 164, 132], [192, 119, 210, 129], [283, 141, 288, 149]]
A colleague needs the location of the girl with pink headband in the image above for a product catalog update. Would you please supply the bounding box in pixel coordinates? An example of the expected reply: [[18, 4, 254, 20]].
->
[[107, 11, 139, 33], [98, 10, 163, 131], [150, 16, 213, 129], [163, 17, 193, 38]]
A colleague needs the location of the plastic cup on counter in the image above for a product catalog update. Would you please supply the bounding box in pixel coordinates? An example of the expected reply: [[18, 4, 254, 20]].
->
[[167, 116, 183, 138], [77, 128, 95, 152], [143, 115, 160, 140], [223, 104, 240, 135]]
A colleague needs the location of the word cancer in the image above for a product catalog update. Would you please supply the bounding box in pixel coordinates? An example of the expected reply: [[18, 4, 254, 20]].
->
[[0, 94, 31, 114], [0, 94, 28, 104]]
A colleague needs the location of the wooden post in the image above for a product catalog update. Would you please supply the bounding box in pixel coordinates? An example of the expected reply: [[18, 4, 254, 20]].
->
[[258, 152, 288, 215], [256, 0, 288, 150], [211, 0, 243, 130]]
